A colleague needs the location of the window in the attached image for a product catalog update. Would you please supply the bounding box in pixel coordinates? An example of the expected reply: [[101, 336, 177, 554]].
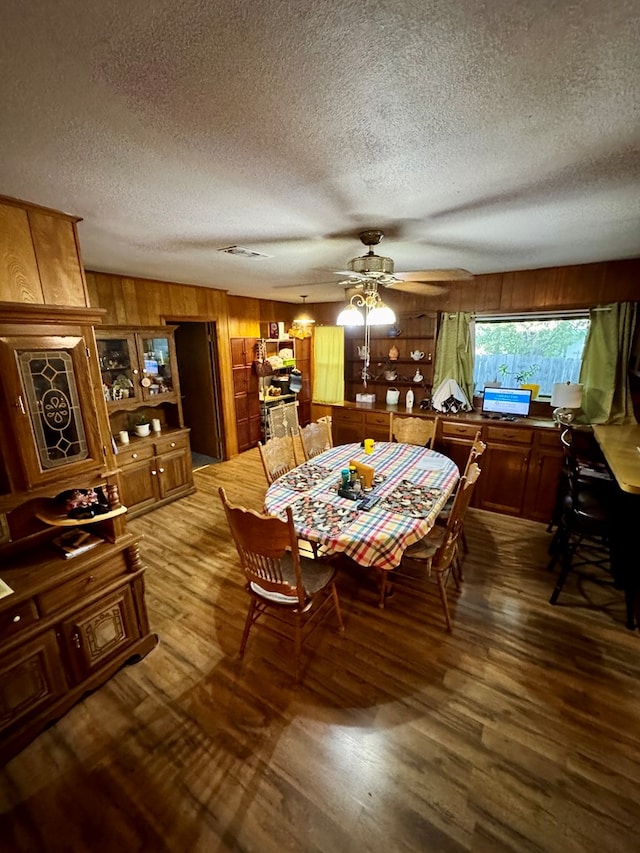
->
[[473, 312, 590, 398]]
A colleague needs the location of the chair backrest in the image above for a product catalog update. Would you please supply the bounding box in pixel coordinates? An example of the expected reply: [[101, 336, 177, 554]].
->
[[268, 400, 300, 439], [258, 435, 297, 485], [462, 430, 487, 477], [433, 462, 482, 571], [219, 487, 305, 606], [316, 415, 333, 444], [390, 415, 438, 448], [299, 420, 333, 461]]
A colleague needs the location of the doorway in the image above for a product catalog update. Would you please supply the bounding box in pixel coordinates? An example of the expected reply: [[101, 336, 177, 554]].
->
[[168, 320, 224, 464]]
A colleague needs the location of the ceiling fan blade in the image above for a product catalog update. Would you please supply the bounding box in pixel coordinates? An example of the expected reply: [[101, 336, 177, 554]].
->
[[395, 269, 474, 282], [383, 280, 448, 296]]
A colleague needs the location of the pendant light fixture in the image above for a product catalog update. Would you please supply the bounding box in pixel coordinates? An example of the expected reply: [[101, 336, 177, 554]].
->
[[291, 295, 314, 339]]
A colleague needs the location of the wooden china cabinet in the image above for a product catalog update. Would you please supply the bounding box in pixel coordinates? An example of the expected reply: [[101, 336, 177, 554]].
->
[[95, 326, 195, 517], [0, 303, 158, 764]]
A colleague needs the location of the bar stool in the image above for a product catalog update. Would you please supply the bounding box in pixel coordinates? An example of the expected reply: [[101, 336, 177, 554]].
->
[[548, 433, 634, 628]]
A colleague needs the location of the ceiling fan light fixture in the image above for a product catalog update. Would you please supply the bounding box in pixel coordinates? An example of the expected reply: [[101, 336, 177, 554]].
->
[[348, 252, 395, 277], [337, 303, 365, 326], [367, 300, 396, 326]]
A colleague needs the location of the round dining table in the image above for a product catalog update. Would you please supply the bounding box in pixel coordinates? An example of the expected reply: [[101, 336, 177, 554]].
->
[[264, 441, 459, 607]]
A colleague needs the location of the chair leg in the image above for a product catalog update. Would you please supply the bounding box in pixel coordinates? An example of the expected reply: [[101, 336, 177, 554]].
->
[[294, 615, 303, 683], [460, 526, 469, 556], [331, 582, 345, 632], [239, 598, 256, 658], [549, 528, 576, 605], [435, 571, 452, 631]]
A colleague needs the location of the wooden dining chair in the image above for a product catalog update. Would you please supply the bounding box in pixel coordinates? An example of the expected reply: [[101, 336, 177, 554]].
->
[[390, 414, 438, 448], [218, 487, 345, 682], [436, 430, 486, 559], [400, 462, 482, 631], [317, 415, 333, 445], [299, 420, 333, 461], [258, 434, 297, 485]]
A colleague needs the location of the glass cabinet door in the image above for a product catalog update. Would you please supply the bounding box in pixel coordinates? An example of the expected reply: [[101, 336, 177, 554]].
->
[[96, 332, 142, 407], [137, 333, 175, 401], [0, 335, 105, 489]]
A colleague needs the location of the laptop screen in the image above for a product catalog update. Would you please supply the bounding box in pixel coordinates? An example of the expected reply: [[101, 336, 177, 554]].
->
[[482, 386, 532, 418]]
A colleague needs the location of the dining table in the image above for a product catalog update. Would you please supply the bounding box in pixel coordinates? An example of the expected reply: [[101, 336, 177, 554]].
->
[[264, 441, 460, 607]]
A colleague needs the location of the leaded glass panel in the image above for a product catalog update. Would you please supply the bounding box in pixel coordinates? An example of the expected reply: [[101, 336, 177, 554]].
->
[[18, 350, 89, 469]]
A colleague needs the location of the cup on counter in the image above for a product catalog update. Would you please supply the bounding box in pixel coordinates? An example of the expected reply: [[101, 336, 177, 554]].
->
[[118, 430, 130, 445], [151, 418, 162, 433], [364, 438, 374, 455]]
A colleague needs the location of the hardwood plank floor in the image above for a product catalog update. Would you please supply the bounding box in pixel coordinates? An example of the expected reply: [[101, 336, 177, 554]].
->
[[1, 447, 639, 852]]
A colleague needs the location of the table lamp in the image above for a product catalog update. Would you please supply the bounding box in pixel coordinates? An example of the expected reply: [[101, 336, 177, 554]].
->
[[551, 381, 583, 426]]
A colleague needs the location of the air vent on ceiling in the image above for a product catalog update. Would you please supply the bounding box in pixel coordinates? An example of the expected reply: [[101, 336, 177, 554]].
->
[[217, 245, 272, 259]]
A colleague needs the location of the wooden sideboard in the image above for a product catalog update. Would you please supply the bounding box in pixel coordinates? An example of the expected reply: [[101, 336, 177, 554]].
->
[[331, 403, 564, 523]]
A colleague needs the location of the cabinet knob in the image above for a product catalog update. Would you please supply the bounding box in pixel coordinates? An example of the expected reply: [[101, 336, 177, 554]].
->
[[132, 453, 138, 459], [170, 442, 176, 448], [12, 614, 21, 623], [159, 467, 165, 474], [151, 469, 157, 476], [87, 576, 96, 583], [133, 368, 139, 375]]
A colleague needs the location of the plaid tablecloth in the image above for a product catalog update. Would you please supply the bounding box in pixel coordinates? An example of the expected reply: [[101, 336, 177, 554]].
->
[[264, 442, 459, 571]]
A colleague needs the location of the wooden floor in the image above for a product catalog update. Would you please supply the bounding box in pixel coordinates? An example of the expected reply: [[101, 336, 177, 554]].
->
[[2, 447, 640, 852]]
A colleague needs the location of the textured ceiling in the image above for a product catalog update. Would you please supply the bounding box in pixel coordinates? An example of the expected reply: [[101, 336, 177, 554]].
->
[[0, 0, 639, 303]]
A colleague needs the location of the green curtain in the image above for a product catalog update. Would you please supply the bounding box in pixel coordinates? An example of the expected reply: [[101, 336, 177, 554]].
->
[[433, 312, 475, 406], [577, 302, 637, 425], [312, 326, 345, 404]]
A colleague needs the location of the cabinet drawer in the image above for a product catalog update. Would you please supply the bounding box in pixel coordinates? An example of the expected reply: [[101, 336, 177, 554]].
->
[[37, 554, 129, 616], [0, 599, 39, 643], [333, 408, 364, 425], [154, 433, 190, 454], [485, 426, 533, 445], [364, 412, 390, 427], [536, 429, 562, 448], [440, 421, 479, 439], [119, 444, 155, 465]]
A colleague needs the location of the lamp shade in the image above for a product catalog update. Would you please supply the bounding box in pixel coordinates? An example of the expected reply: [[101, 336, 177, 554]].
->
[[367, 303, 396, 326], [336, 304, 364, 326], [551, 382, 583, 408]]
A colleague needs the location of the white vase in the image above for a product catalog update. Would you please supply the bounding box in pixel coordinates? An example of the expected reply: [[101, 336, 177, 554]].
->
[[135, 423, 150, 437]]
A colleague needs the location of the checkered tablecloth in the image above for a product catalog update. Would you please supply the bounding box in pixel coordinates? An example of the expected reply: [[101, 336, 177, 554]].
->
[[264, 442, 459, 571]]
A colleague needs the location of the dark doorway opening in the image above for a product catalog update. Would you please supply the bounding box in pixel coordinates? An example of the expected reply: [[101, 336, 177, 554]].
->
[[168, 320, 224, 465]]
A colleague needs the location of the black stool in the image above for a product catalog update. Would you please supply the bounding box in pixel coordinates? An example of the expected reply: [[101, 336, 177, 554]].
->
[[548, 431, 634, 629]]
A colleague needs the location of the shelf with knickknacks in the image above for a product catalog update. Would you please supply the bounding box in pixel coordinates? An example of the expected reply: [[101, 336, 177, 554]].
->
[[343, 312, 438, 403]]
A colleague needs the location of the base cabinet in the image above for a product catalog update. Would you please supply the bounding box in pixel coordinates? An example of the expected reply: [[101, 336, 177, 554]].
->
[[332, 407, 392, 445], [0, 536, 157, 765], [60, 585, 140, 683], [524, 431, 564, 522], [117, 430, 194, 518], [479, 429, 532, 515], [0, 632, 68, 731]]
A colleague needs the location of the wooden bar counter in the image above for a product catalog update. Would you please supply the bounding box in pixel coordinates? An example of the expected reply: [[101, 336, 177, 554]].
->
[[593, 424, 640, 494]]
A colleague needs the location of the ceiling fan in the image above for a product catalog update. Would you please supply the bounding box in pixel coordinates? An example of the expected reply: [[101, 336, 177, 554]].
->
[[337, 229, 473, 296]]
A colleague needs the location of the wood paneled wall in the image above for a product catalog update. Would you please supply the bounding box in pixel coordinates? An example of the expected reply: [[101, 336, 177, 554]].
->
[[85, 259, 639, 457], [307, 259, 640, 325], [85, 272, 302, 457]]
